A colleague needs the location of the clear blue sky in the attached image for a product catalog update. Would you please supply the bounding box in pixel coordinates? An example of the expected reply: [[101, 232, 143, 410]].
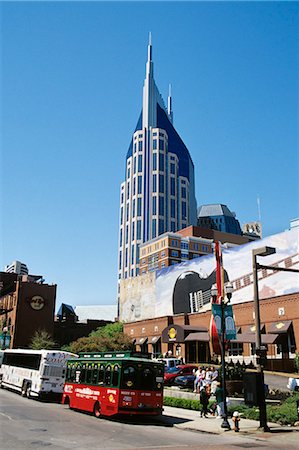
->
[[1, 2, 298, 309]]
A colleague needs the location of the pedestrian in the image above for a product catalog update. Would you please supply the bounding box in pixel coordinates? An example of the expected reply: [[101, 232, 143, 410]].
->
[[199, 385, 209, 418], [210, 366, 219, 394], [193, 366, 202, 393], [215, 382, 224, 418]]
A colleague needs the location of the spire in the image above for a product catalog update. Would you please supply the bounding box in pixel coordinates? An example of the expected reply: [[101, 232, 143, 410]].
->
[[146, 32, 153, 77], [168, 83, 173, 123]]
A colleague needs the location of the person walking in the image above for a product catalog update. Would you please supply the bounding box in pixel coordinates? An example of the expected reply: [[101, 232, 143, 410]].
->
[[193, 366, 202, 393], [199, 385, 209, 418]]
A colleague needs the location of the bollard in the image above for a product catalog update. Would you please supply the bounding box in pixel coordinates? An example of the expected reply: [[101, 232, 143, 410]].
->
[[232, 411, 240, 432]]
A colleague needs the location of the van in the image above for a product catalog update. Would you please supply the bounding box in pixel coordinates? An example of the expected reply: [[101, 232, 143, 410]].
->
[[157, 358, 181, 370]]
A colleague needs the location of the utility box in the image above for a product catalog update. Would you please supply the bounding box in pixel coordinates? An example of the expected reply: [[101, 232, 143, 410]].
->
[[243, 372, 263, 406]]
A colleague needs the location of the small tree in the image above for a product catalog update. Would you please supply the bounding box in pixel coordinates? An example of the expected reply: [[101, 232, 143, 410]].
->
[[30, 329, 57, 350]]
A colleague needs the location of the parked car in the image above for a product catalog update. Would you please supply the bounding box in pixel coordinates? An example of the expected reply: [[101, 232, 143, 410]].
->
[[164, 364, 197, 386], [173, 373, 196, 389]]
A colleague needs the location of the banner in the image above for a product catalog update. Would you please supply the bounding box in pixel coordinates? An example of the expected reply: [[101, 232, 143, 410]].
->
[[212, 304, 237, 341]]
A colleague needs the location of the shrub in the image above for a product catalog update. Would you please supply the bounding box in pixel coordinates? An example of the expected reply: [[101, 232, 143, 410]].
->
[[295, 352, 299, 373]]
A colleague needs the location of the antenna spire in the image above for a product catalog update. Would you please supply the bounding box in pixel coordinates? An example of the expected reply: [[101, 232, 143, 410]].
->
[[168, 83, 173, 123]]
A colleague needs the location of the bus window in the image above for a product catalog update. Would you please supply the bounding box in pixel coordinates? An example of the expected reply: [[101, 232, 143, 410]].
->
[[86, 364, 92, 384], [92, 364, 98, 385], [105, 365, 111, 385], [75, 370, 80, 383], [80, 364, 86, 383], [98, 364, 104, 384], [142, 367, 154, 390], [111, 365, 119, 387], [122, 365, 136, 388]]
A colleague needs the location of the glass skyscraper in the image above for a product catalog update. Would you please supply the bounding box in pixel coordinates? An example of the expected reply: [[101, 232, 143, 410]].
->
[[118, 37, 197, 282]]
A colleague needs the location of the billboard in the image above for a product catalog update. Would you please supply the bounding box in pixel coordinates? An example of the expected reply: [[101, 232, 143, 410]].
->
[[119, 228, 299, 323]]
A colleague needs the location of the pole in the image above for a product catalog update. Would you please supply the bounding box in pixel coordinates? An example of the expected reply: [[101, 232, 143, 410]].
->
[[252, 252, 269, 432], [221, 299, 230, 429]]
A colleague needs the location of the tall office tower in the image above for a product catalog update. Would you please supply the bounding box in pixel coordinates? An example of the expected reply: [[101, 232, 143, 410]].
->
[[118, 36, 197, 283], [4, 260, 29, 276]]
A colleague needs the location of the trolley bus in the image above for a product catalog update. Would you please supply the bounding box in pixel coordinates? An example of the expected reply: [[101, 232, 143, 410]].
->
[[62, 351, 164, 417], [0, 349, 77, 399]]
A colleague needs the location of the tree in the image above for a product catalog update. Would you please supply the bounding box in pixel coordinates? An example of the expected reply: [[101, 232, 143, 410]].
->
[[68, 322, 133, 353], [30, 329, 57, 350]]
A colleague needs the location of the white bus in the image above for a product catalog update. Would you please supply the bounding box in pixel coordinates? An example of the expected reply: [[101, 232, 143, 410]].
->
[[0, 349, 77, 399]]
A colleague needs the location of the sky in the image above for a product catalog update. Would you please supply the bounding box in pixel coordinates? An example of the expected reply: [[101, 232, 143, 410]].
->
[[1, 1, 298, 309]]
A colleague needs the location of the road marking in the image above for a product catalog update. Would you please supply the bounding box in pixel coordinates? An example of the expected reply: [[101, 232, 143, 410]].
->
[[0, 412, 13, 420]]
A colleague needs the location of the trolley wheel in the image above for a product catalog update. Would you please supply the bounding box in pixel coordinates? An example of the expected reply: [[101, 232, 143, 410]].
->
[[93, 401, 101, 418], [21, 382, 28, 397], [26, 383, 31, 398]]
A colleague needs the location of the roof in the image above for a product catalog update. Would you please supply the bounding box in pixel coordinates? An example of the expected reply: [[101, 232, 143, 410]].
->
[[231, 333, 279, 344], [197, 204, 236, 218], [74, 305, 117, 322]]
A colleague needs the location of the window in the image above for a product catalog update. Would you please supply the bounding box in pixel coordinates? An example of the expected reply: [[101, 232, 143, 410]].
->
[[158, 219, 164, 235], [142, 368, 154, 390], [171, 199, 176, 219], [138, 141, 142, 151], [119, 229, 122, 246], [86, 364, 92, 384], [171, 221, 176, 232], [138, 176, 142, 194], [125, 248, 128, 267], [153, 174, 157, 192], [159, 196, 164, 215], [161, 251, 165, 257], [126, 206, 129, 222], [170, 163, 175, 175], [131, 245, 135, 264], [137, 198, 142, 216], [159, 174, 164, 193], [127, 167, 130, 179], [181, 187, 186, 199], [153, 139, 157, 150], [171, 239, 178, 247], [181, 252, 188, 259], [121, 193, 124, 204], [112, 365, 119, 387], [120, 207, 123, 225], [181, 242, 188, 250], [133, 177, 136, 195], [105, 365, 111, 385], [182, 202, 186, 219], [152, 219, 156, 238], [159, 153, 164, 170], [229, 343, 243, 356], [152, 196, 157, 215], [193, 243, 199, 251], [127, 182, 130, 200], [153, 153, 157, 170], [132, 199, 135, 217], [119, 251, 122, 270], [159, 139, 164, 150], [122, 365, 136, 388], [133, 157, 136, 173], [171, 250, 179, 257], [138, 154, 142, 172], [170, 178, 175, 196], [137, 220, 141, 240], [125, 225, 128, 244]]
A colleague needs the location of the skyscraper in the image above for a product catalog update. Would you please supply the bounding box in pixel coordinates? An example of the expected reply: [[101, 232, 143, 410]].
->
[[118, 36, 197, 282]]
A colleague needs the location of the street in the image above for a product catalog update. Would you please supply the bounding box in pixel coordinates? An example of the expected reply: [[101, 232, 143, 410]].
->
[[1, 388, 298, 449]]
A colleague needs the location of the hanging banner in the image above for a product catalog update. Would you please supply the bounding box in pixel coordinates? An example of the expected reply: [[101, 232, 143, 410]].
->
[[211, 304, 237, 341]]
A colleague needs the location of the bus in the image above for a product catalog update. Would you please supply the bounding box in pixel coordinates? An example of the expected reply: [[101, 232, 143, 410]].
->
[[62, 351, 164, 417], [0, 349, 77, 399]]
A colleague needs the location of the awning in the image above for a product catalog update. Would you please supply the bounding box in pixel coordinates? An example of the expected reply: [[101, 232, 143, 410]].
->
[[135, 337, 148, 345], [231, 333, 279, 344], [267, 320, 292, 334], [149, 336, 161, 344], [184, 332, 210, 342]]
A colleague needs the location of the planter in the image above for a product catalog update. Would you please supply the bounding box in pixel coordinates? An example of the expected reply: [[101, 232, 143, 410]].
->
[[226, 380, 243, 396]]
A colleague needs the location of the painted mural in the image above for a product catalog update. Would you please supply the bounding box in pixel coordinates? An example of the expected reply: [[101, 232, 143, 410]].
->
[[119, 228, 299, 323]]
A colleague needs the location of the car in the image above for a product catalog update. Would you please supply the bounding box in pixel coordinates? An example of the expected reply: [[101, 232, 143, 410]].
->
[[164, 364, 198, 386], [173, 374, 196, 389], [156, 358, 181, 370]]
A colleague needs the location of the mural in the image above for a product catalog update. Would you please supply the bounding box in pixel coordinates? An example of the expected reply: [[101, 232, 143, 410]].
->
[[119, 228, 299, 323]]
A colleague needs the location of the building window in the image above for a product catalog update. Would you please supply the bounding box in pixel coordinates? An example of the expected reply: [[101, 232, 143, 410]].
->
[[228, 342, 243, 356], [171, 250, 179, 257], [138, 176, 142, 194], [120, 207, 123, 225], [153, 139, 157, 150], [119, 251, 122, 270], [159, 139, 164, 150], [158, 219, 164, 235], [132, 221, 135, 240], [181, 186, 186, 199], [193, 243, 199, 251], [181, 252, 188, 259], [181, 242, 189, 250], [171, 221, 176, 232], [193, 253, 200, 259], [159, 196, 164, 216], [125, 248, 128, 267], [152, 219, 156, 238], [171, 239, 178, 247], [159, 174, 164, 193], [161, 251, 165, 257], [137, 220, 141, 240], [125, 225, 128, 244], [153, 174, 157, 192], [171, 199, 176, 218], [119, 229, 122, 246], [127, 168, 130, 179], [127, 182, 130, 200], [138, 154, 142, 172], [152, 196, 157, 215], [121, 193, 124, 204], [153, 153, 157, 171], [133, 157, 136, 173], [137, 198, 142, 216], [138, 141, 142, 151], [170, 178, 175, 196], [131, 245, 135, 264], [170, 163, 175, 175], [132, 199, 135, 217], [159, 152, 164, 170], [182, 202, 186, 220]]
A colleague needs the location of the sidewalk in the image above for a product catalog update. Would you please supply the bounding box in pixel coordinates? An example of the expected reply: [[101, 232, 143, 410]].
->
[[163, 405, 299, 447]]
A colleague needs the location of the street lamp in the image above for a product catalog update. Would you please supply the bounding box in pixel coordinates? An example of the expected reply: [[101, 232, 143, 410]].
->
[[211, 282, 233, 430], [252, 246, 276, 432]]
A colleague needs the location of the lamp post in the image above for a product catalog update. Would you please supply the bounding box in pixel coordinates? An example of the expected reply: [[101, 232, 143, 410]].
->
[[211, 282, 233, 430], [252, 246, 276, 432]]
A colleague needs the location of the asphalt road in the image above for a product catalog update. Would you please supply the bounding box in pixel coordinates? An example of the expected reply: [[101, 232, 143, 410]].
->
[[0, 388, 291, 450], [264, 373, 290, 391]]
